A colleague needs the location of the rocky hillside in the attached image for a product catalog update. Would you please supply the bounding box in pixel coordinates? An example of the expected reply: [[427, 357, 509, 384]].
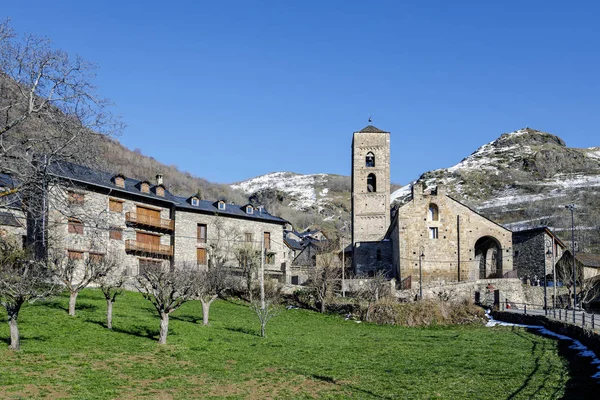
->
[[392, 128, 600, 252]]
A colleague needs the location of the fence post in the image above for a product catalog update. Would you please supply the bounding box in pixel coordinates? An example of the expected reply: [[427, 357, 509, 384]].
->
[[559, 309, 561, 320], [553, 308, 556, 319], [524, 304, 527, 315], [592, 314, 595, 330], [582, 312, 585, 329]]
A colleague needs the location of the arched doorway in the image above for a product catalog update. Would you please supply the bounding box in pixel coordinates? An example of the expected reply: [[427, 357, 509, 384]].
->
[[474, 236, 503, 279]]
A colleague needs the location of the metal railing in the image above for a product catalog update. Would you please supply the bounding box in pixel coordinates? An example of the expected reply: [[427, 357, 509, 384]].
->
[[501, 300, 599, 332], [125, 240, 173, 257], [125, 212, 174, 231]]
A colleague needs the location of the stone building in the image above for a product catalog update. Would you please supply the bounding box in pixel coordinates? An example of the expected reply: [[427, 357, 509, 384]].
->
[[17, 161, 288, 280], [350, 124, 513, 287], [512, 227, 566, 282], [386, 184, 513, 286], [351, 125, 393, 274]]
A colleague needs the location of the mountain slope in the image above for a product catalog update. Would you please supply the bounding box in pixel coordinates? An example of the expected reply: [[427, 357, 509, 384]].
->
[[392, 128, 600, 252]]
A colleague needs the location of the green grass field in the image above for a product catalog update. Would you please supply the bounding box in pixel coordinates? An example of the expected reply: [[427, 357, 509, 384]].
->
[[0, 290, 572, 399]]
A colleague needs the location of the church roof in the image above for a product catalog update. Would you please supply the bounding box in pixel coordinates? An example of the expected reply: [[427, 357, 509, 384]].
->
[[358, 125, 388, 133]]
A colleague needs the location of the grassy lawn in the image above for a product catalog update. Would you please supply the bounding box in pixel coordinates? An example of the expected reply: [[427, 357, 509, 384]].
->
[[0, 289, 571, 399]]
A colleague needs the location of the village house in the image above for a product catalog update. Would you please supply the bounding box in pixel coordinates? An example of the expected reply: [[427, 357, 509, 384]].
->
[[7, 161, 288, 281], [512, 226, 566, 283]]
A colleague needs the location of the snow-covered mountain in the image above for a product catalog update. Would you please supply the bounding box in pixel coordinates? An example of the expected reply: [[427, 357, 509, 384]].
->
[[233, 128, 600, 251], [392, 128, 600, 251], [231, 172, 351, 227]]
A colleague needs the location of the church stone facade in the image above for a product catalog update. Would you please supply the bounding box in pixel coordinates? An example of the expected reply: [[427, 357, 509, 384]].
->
[[351, 124, 514, 287]]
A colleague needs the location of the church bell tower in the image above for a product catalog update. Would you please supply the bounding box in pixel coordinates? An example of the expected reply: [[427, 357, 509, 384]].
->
[[351, 125, 391, 246]]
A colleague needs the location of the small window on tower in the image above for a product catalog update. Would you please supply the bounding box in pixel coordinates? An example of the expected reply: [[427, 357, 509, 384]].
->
[[429, 227, 439, 239], [367, 173, 377, 192], [366, 152, 375, 167]]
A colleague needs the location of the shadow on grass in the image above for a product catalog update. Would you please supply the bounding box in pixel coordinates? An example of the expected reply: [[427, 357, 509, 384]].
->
[[505, 327, 597, 400], [288, 369, 392, 399], [40, 300, 67, 312], [0, 334, 49, 346], [172, 314, 202, 324], [224, 326, 259, 337], [84, 319, 159, 341]]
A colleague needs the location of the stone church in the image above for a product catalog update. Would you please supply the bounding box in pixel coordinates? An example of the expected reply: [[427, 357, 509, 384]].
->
[[351, 125, 513, 287]]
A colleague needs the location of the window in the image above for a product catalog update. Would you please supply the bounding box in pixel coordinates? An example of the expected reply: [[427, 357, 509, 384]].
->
[[140, 182, 150, 193], [68, 219, 84, 235], [197, 248, 207, 265], [218, 201, 226, 210], [428, 204, 439, 221], [265, 252, 274, 264], [197, 224, 207, 243], [191, 197, 199, 206], [89, 253, 104, 263], [264, 232, 271, 250], [109, 227, 123, 240], [68, 191, 84, 205], [109, 198, 123, 212], [245, 232, 253, 242], [67, 250, 83, 260], [367, 173, 377, 192], [429, 227, 439, 239], [366, 152, 375, 167], [246, 205, 253, 214], [114, 176, 125, 188], [156, 186, 165, 197]]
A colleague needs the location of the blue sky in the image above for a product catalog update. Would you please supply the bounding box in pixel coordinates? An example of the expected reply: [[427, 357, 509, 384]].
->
[[3, 1, 600, 184]]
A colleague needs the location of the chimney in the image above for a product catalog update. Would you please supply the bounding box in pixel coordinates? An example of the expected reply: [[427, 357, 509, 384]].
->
[[156, 173, 163, 186]]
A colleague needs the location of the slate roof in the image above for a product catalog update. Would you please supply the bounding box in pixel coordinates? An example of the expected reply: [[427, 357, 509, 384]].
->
[[283, 237, 303, 251], [512, 226, 567, 249], [47, 161, 287, 225], [358, 125, 388, 133], [49, 162, 177, 203], [174, 196, 287, 224], [575, 253, 600, 269]]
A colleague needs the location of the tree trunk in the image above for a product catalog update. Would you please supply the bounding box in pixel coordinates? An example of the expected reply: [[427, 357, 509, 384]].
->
[[158, 312, 169, 344], [201, 296, 217, 326], [8, 314, 20, 351], [106, 299, 113, 330], [261, 321, 266, 338], [69, 291, 79, 317], [320, 299, 326, 314]]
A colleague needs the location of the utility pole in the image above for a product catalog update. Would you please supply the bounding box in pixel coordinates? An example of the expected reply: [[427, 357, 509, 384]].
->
[[565, 204, 576, 322], [260, 234, 265, 311], [341, 236, 345, 298], [419, 250, 425, 300], [552, 235, 556, 308]]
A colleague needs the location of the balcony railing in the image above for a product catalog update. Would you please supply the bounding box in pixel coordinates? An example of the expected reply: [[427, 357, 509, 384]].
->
[[125, 212, 174, 231], [125, 240, 173, 257]]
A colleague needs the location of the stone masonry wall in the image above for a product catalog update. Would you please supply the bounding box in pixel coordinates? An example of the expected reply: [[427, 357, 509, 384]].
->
[[392, 185, 513, 286]]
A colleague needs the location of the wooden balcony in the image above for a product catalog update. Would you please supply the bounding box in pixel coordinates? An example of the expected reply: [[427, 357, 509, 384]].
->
[[125, 212, 174, 232], [125, 240, 173, 257]]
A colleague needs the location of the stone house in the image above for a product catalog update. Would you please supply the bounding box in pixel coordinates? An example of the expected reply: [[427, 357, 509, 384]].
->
[[512, 226, 566, 283], [556, 251, 600, 282], [19, 161, 288, 280]]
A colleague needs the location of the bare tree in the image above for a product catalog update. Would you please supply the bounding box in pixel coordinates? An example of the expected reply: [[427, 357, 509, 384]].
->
[[250, 241, 279, 337], [0, 20, 122, 255], [95, 256, 126, 330], [135, 264, 197, 345], [357, 271, 391, 322], [554, 252, 600, 308], [0, 235, 56, 350], [52, 247, 116, 317], [195, 266, 230, 326], [305, 242, 341, 313]]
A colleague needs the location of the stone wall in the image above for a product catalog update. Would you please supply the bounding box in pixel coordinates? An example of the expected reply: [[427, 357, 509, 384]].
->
[[354, 240, 393, 276], [351, 130, 390, 244], [173, 209, 287, 280], [390, 185, 513, 285]]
